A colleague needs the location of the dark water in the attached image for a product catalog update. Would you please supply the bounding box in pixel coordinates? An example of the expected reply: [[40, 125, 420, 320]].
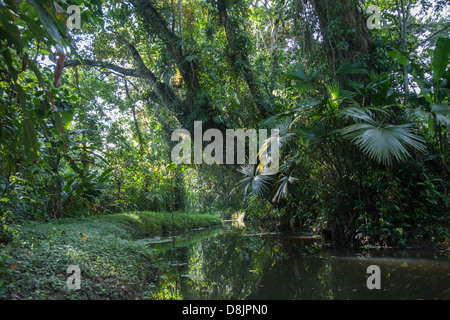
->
[[142, 223, 449, 300]]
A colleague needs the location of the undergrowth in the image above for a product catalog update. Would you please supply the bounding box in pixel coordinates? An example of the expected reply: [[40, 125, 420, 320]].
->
[[0, 211, 222, 299]]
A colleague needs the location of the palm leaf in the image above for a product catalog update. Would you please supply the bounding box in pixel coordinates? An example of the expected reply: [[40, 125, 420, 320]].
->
[[325, 83, 341, 110], [336, 60, 368, 75], [283, 65, 316, 92], [339, 107, 377, 125], [237, 165, 273, 198], [272, 174, 298, 202], [431, 103, 450, 126], [30, 0, 65, 54], [340, 123, 426, 165], [410, 103, 450, 127]]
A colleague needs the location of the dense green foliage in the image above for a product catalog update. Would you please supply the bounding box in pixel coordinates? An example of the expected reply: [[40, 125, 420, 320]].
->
[[0, 0, 449, 250], [0, 211, 221, 299], [242, 37, 450, 246]]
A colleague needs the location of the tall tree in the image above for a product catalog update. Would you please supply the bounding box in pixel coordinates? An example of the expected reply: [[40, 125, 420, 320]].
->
[[395, 0, 412, 94], [310, 0, 374, 74]]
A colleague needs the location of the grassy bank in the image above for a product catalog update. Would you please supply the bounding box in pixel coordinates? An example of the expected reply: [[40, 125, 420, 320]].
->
[[0, 211, 222, 300]]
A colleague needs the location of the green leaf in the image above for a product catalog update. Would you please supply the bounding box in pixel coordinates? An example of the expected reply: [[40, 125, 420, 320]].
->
[[431, 103, 449, 114], [22, 117, 38, 161], [61, 111, 74, 129], [26, 57, 45, 88], [29, 0, 65, 54], [430, 103, 450, 126], [432, 37, 450, 83], [284, 67, 307, 82], [18, 13, 48, 42], [336, 60, 368, 74], [388, 50, 410, 67], [53, 111, 64, 134], [0, 17, 23, 51], [410, 103, 450, 128], [16, 84, 27, 110], [2, 48, 18, 82]]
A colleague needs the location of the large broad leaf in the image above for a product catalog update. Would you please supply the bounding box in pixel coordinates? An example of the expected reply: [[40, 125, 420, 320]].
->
[[29, 0, 65, 54], [340, 123, 426, 165], [22, 117, 39, 161], [336, 60, 368, 74], [388, 50, 410, 67], [61, 110, 74, 129], [283, 65, 316, 92], [432, 37, 450, 83], [16, 84, 38, 161]]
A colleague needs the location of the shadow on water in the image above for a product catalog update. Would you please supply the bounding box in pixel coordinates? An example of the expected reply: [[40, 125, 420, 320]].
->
[[142, 222, 449, 300]]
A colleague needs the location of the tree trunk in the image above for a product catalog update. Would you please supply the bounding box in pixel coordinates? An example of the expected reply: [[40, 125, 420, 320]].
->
[[311, 0, 374, 78], [217, 0, 272, 118], [270, 18, 279, 53], [178, 0, 183, 43], [124, 79, 145, 152], [395, 0, 412, 94]]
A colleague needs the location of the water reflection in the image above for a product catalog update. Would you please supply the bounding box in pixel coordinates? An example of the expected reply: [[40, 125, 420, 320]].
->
[[144, 223, 449, 300]]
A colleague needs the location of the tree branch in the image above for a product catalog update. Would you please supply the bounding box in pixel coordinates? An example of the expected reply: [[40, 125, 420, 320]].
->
[[63, 55, 178, 110], [217, 0, 272, 118], [63, 58, 141, 77], [129, 0, 200, 105]]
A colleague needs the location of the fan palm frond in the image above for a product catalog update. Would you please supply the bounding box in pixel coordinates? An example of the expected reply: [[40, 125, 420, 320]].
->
[[237, 165, 273, 198], [340, 123, 427, 165]]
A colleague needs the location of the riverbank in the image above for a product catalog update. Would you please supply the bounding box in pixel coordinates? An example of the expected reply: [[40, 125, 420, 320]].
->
[[0, 211, 222, 300]]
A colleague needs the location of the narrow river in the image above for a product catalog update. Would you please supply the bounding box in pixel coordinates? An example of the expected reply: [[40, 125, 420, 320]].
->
[[140, 222, 449, 300]]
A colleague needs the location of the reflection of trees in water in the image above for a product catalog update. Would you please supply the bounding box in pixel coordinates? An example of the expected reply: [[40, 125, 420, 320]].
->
[[151, 229, 449, 300], [177, 233, 330, 299], [246, 239, 330, 299], [181, 232, 268, 299]]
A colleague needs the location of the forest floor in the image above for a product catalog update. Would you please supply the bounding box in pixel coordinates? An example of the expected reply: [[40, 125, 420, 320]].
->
[[0, 211, 222, 300]]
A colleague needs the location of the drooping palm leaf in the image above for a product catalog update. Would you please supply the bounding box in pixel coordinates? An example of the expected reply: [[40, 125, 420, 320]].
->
[[336, 60, 368, 75], [409, 103, 450, 128], [272, 174, 298, 202], [257, 118, 294, 174], [339, 107, 377, 125], [431, 103, 450, 126]]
